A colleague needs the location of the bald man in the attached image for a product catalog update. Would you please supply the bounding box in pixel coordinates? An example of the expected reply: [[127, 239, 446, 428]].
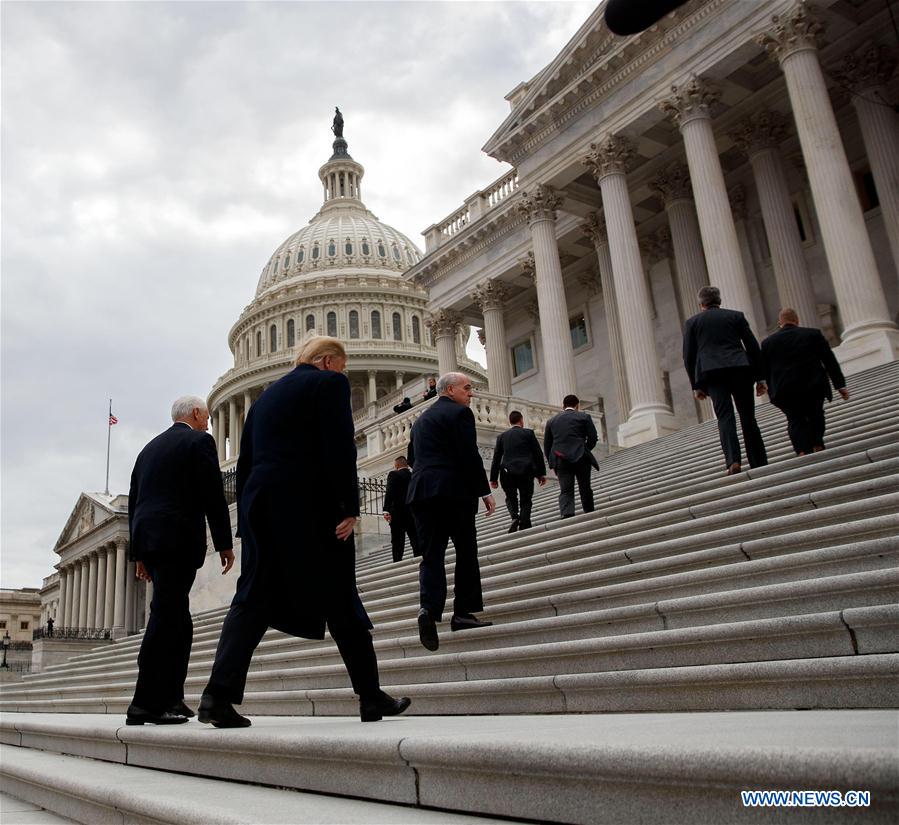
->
[[761, 308, 848, 456]]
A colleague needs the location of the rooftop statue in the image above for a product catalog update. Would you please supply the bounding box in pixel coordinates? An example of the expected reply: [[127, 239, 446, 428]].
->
[[332, 107, 344, 138]]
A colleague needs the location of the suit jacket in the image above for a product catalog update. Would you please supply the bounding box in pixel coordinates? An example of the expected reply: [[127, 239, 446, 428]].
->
[[128, 423, 232, 569], [543, 410, 599, 471], [490, 426, 546, 482], [682, 306, 763, 390], [761, 325, 846, 405], [232, 363, 368, 639], [383, 468, 412, 516], [406, 396, 490, 503]]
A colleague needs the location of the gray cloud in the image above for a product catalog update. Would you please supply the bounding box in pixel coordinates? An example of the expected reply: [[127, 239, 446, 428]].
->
[[1, 0, 593, 589]]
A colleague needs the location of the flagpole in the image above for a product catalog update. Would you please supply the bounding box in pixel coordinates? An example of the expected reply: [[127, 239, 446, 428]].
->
[[105, 398, 112, 496]]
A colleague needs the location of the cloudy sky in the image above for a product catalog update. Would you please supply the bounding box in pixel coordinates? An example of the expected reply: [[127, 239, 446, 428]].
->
[[0, 0, 594, 591]]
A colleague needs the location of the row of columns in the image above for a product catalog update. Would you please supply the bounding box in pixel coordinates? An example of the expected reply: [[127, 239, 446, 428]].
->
[[455, 4, 897, 445], [56, 540, 144, 636]]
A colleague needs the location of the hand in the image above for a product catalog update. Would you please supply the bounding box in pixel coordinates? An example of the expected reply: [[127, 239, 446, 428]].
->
[[219, 549, 235, 575], [490, 481, 498, 489], [483, 494, 496, 516], [135, 561, 151, 582], [383, 512, 392, 523], [335, 516, 357, 541], [537, 477, 546, 487], [756, 382, 768, 397], [838, 388, 850, 401], [693, 389, 707, 401]]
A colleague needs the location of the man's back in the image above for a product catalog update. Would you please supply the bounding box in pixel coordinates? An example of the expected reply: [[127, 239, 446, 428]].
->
[[384, 468, 412, 513], [683, 306, 761, 387], [491, 427, 545, 479], [762, 325, 844, 403], [544, 410, 598, 469]]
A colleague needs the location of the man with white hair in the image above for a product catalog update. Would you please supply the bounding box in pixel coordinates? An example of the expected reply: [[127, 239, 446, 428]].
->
[[407, 372, 495, 651], [126, 395, 234, 726]]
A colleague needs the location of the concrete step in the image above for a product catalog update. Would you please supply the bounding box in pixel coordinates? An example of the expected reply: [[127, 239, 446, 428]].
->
[[1, 711, 896, 824]]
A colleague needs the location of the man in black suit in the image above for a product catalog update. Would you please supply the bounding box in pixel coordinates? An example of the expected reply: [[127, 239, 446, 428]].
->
[[383, 455, 420, 561], [761, 308, 849, 456], [544, 395, 598, 519], [683, 286, 768, 475], [392, 397, 413, 415], [126, 395, 234, 725], [422, 377, 437, 401], [407, 372, 496, 651], [490, 410, 546, 532]]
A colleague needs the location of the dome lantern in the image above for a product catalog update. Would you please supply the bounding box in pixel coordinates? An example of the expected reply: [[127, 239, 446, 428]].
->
[[318, 107, 365, 211]]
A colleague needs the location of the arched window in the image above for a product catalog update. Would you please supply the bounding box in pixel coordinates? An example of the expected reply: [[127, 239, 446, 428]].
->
[[271, 257, 279, 274], [327, 311, 337, 337], [286, 319, 295, 348], [306, 314, 316, 331], [312, 243, 320, 260], [270, 324, 278, 352], [392, 312, 402, 341], [345, 238, 353, 256], [256, 330, 262, 357], [298, 246, 305, 263], [284, 252, 291, 268], [327, 240, 336, 257], [349, 310, 360, 339], [244, 336, 250, 361], [392, 244, 401, 261], [377, 241, 386, 258], [412, 315, 421, 344], [361, 239, 370, 256], [351, 386, 365, 412], [371, 310, 382, 339]]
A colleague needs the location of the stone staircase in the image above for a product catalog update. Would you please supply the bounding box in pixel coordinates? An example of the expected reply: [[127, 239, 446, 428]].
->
[[2, 361, 897, 823]]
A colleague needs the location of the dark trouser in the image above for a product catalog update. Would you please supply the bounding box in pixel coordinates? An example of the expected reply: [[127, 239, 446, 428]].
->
[[705, 368, 768, 469], [131, 561, 197, 712], [556, 457, 594, 519], [777, 396, 827, 455], [412, 497, 483, 621], [500, 472, 535, 528], [389, 510, 420, 562], [203, 599, 380, 705]]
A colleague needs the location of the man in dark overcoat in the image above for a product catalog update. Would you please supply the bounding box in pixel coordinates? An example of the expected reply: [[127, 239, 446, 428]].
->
[[490, 410, 546, 532], [126, 395, 234, 726], [761, 308, 849, 455], [407, 372, 495, 651], [683, 285, 768, 474], [199, 337, 409, 726], [383, 455, 419, 562], [543, 395, 598, 519]]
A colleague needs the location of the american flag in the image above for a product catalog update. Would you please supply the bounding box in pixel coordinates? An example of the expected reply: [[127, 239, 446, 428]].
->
[[109, 414, 118, 426]]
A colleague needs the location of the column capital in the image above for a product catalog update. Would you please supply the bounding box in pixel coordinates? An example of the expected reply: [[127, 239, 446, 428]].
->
[[519, 251, 537, 283], [649, 164, 693, 205], [577, 269, 601, 297], [426, 309, 462, 338], [729, 109, 790, 157], [728, 184, 748, 221], [756, 2, 825, 64], [580, 212, 608, 247], [639, 227, 673, 264], [471, 279, 511, 312], [659, 77, 721, 129], [830, 43, 897, 93], [524, 300, 541, 323], [476, 328, 487, 348], [583, 135, 634, 180], [517, 185, 563, 224]]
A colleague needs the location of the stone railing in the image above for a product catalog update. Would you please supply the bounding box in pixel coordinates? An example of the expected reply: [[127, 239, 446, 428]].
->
[[424, 169, 519, 252]]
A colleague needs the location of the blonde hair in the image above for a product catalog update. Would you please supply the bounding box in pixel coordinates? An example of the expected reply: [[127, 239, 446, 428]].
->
[[295, 335, 346, 367]]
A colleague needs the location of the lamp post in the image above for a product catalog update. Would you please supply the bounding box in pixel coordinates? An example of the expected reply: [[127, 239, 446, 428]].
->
[[1, 632, 10, 669]]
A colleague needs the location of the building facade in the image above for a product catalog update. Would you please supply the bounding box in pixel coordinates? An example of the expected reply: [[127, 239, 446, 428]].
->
[[408, 0, 899, 447]]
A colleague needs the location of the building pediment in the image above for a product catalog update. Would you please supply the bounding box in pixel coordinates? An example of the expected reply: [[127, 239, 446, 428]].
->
[[54, 492, 127, 553]]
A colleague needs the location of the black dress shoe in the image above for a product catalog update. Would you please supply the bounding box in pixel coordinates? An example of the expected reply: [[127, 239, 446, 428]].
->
[[507, 518, 519, 534], [169, 700, 195, 718], [450, 613, 493, 632], [125, 705, 189, 726], [417, 608, 439, 651], [197, 694, 251, 728], [360, 692, 412, 723]]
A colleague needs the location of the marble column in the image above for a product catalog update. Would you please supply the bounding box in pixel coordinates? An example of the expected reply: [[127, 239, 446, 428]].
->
[[103, 545, 116, 629], [730, 110, 819, 327], [78, 558, 89, 628], [113, 540, 127, 636], [650, 164, 709, 321], [228, 399, 239, 460], [660, 77, 760, 333], [243, 391, 252, 428], [214, 409, 226, 463], [144, 580, 154, 626], [56, 567, 68, 630], [517, 185, 578, 405], [427, 310, 462, 376], [65, 564, 77, 627], [583, 138, 678, 446], [472, 280, 512, 396], [86, 553, 99, 628], [124, 561, 136, 635], [758, 3, 899, 371], [581, 212, 631, 424], [395, 372, 405, 390], [367, 370, 378, 404], [832, 43, 899, 278], [95, 550, 107, 628]]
